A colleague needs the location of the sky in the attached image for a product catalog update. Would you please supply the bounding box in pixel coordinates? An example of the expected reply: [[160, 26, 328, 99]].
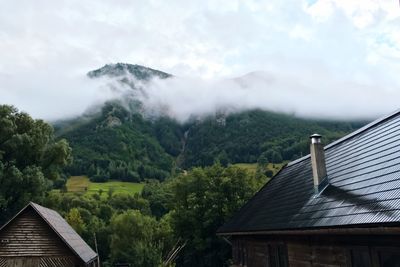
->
[[0, 0, 400, 121]]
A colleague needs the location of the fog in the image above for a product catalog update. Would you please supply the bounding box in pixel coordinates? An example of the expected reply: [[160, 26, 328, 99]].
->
[[1, 66, 399, 123], [0, 71, 118, 121], [92, 69, 399, 123]]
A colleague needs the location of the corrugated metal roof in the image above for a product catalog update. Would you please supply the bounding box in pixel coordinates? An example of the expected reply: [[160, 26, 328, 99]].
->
[[218, 110, 400, 234], [30, 203, 98, 263], [0, 202, 97, 263]]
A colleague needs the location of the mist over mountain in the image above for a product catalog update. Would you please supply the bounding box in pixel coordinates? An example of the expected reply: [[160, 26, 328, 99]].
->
[[55, 63, 367, 182], [81, 63, 393, 123], [1, 61, 397, 122]]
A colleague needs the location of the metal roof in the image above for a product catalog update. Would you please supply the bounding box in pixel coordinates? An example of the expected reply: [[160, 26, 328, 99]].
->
[[218, 110, 400, 234], [0, 202, 97, 263]]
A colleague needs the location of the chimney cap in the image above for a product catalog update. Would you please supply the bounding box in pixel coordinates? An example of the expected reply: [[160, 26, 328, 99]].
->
[[310, 134, 322, 144]]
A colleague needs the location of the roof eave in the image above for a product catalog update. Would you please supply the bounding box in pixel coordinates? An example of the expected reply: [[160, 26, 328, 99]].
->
[[217, 222, 400, 236]]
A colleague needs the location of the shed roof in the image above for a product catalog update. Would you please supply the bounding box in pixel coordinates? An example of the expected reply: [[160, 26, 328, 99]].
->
[[218, 109, 400, 234], [0, 202, 97, 263]]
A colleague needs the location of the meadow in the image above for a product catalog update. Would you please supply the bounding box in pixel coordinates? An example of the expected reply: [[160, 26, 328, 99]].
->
[[233, 162, 286, 176], [65, 176, 144, 196]]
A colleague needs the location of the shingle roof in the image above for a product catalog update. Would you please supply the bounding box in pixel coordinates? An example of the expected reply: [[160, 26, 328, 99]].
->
[[30, 203, 98, 263], [218, 110, 400, 234], [0, 202, 97, 263]]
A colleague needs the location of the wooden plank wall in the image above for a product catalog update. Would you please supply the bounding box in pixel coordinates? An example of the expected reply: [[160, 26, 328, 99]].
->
[[0, 207, 78, 263], [286, 239, 347, 267], [231, 234, 400, 267], [40, 257, 75, 267], [0, 257, 77, 267], [232, 238, 277, 267]]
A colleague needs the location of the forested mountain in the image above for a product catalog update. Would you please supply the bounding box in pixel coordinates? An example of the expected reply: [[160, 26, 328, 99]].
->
[[87, 63, 172, 80], [182, 111, 364, 167], [55, 63, 367, 182]]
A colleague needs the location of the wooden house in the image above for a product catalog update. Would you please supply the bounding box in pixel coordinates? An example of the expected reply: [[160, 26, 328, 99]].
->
[[0, 202, 98, 267], [218, 110, 400, 266]]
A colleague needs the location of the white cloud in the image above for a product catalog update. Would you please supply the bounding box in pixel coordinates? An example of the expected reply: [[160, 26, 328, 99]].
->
[[0, 0, 400, 121]]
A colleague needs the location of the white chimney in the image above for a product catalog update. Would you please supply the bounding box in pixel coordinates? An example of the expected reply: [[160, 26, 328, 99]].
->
[[310, 134, 329, 193]]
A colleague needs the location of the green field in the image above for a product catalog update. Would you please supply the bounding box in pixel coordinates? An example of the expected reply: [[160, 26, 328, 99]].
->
[[66, 176, 144, 196], [233, 162, 286, 176]]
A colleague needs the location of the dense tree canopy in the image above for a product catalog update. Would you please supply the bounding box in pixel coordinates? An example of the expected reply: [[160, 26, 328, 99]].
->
[[110, 210, 173, 267], [44, 190, 174, 266], [58, 102, 176, 182], [169, 164, 262, 267], [56, 103, 365, 182], [41, 164, 262, 266], [0, 105, 72, 223], [182, 110, 365, 167]]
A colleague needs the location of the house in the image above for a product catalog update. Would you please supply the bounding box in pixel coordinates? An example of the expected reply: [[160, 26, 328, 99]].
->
[[218, 110, 400, 267], [0, 202, 98, 267]]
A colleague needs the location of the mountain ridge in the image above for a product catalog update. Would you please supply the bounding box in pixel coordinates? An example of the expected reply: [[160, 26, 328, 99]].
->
[[87, 63, 172, 80]]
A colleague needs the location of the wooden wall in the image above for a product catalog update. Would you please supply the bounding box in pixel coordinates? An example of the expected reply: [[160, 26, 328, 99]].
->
[[231, 233, 400, 267], [0, 207, 81, 266]]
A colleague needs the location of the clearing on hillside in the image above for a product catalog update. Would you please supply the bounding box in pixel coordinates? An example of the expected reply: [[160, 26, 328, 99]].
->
[[233, 162, 285, 176], [66, 176, 144, 196]]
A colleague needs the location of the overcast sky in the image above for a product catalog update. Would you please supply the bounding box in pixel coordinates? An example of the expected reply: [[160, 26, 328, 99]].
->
[[0, 0, 400, 121]]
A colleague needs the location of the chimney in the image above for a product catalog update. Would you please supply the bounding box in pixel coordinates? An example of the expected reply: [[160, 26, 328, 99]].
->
[[310, 134, 329, 193]]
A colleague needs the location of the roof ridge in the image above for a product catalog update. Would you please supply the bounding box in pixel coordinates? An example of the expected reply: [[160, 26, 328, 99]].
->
[[287, 109, 400, 168], [325, 108, 400, 150]]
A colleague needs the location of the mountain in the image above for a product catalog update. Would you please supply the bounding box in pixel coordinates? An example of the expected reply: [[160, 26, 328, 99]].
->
[[87, 63, 172, 80], [55, 63, 367, 182]]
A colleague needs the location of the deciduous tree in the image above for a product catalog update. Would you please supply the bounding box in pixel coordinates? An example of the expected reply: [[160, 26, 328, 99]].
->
[[0, 105, 72, 223]]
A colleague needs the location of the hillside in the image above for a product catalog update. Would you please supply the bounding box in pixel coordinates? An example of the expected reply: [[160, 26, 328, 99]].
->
[[182, 110, 365, 168], [55, 63, 367, 182], [65, 176, 144, 196], [57, 102, 179, 181]]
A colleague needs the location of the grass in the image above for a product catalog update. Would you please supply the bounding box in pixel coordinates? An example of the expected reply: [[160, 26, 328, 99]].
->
[[65, 176, 144, 196], [66, 176, 90, 192], [88, 180, 144, 195], [233, 162, 286, 176], [233, 163, 258, 173]]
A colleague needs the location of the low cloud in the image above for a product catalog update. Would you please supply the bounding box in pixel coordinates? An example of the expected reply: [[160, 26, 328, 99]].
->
[[129, 70, 399, 122], [0, 71, 118, 121], [1, 67, 399, 122]]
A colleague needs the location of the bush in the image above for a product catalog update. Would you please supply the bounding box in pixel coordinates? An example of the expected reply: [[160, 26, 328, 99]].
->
[[90, 174, 109, 183], [53, 177, 67, 189]]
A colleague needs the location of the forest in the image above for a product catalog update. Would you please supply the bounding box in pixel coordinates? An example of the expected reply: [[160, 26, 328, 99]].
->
[[55, 101, 364, 185], [0, 104, 365, 266]]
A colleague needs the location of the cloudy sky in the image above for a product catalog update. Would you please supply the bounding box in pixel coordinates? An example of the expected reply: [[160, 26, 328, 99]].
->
[[0, 0, 400, 120]]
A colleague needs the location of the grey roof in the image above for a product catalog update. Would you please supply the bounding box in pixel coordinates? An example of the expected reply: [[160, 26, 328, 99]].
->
[[219, 109, 400, 234], [0, 202, 97, 263]]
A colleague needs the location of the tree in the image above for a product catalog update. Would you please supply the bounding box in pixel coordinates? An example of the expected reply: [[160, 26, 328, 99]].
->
[[257, 152, 269, 166], [109, 210, 171, 267], [0, 105, 72, 223], [142, 180, 172, 218], [170, 164, 260, 267], [66, 208, 86, 235]]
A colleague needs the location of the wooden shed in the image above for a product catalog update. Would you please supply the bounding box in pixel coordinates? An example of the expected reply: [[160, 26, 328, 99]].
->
[[218, 110, 400, 266], [0, 202, 98, 267]]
